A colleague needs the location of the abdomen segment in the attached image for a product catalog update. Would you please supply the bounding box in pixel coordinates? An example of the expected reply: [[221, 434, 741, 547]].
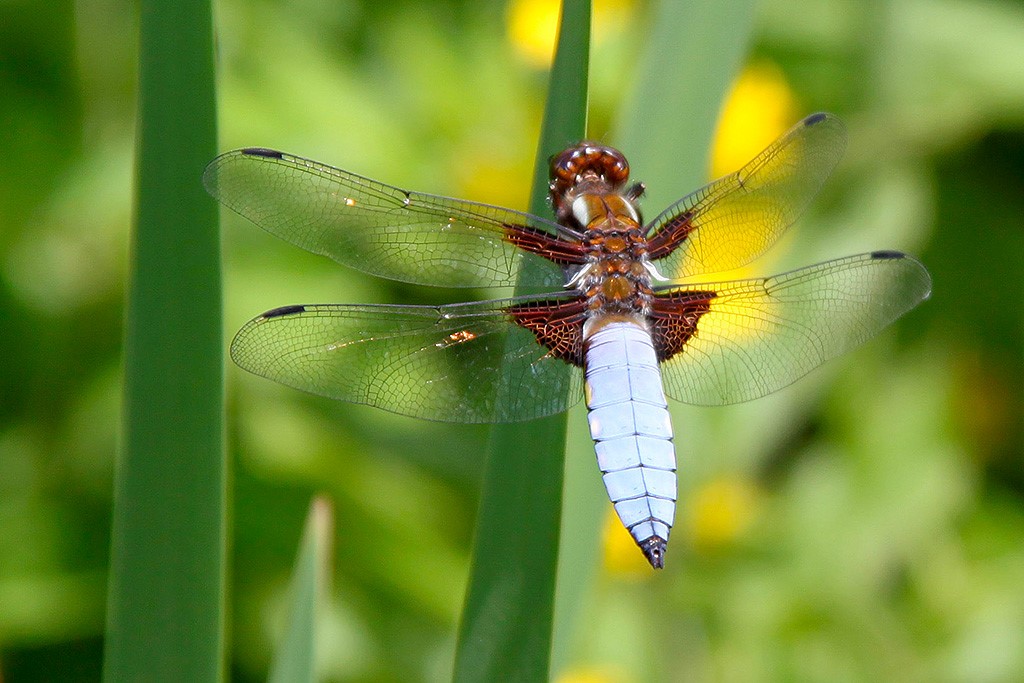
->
[[584, 319, 676, 568]]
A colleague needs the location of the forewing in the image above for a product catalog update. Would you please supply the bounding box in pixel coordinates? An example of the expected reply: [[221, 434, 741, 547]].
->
[[204, 149, 568, 289], [657, 251, 932, 405], [229, 298, 584, 423], [646, 113, 847, 279]]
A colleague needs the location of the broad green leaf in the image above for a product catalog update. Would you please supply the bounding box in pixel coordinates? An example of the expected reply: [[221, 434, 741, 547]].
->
[[451, 2, 590, 681], [103, 0, 225, 680]]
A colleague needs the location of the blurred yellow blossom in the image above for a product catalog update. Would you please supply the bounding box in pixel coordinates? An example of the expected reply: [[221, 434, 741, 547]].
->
[[556, 666, 629, 683], [682, 61, 800, 292], [601, 505, 655, 577], [603, 476, 762, 572], [506, 0, 635, 68], [455, 152, 533, 210], [684, 476, 760, 551], [709, 61, 798, 179]]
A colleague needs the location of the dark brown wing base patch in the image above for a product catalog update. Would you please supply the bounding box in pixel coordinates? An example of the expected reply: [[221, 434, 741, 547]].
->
[[504, 224, 588, 266], [507, 299, 589, 366], [649, 290, 716, 362], [645, 211, 695, 260]]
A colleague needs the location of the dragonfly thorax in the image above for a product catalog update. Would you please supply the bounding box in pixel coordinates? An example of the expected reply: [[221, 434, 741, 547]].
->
[[571, 233, 658, 319], [557, 181, 659, 319]]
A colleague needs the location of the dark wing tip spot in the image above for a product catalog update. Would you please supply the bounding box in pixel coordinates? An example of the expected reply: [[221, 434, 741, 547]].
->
[[241, 147, 284, 159], [870, 250, 906, 260], [803, 112, 828, 126], [640, 537, 667, 569], [262, 304, 306, 319]]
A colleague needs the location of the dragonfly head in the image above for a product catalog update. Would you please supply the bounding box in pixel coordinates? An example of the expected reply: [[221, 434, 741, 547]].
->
[[549, 142, 632, 224]]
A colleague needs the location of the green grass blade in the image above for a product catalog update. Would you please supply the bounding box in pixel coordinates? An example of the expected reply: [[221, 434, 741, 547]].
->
[[103, 0, 224, 680], [451, 2, 590, 681], [616, 0, 759, 209], [268, 497, 333, 683], [526, 1, 591, 219]]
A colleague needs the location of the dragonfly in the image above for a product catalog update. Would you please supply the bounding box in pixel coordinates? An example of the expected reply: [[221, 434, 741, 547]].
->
[[204, 112, 931, 569]]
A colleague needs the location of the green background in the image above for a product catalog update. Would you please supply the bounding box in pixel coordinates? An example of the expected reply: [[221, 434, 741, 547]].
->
[[1, 0, 1022, 680]]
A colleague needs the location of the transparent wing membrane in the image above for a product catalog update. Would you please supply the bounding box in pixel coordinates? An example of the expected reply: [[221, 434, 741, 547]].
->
[[229, 297, 584, 423], [646, 113, 847, 279], [213, 116, 932, 422], [657, 251, 931, 405], [204, 149, 568, 289]]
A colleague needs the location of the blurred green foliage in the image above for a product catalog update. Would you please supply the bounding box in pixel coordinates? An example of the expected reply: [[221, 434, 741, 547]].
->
[[0, 0, 1022, 681]]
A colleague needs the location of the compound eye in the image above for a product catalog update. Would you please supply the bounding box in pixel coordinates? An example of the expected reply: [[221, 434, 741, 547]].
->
[[549, 143, 631, 185], [606, 154, 629, 183], [551, 147, 584, 181]]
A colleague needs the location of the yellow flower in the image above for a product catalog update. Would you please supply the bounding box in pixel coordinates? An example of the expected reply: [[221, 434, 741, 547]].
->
[[601, 506, 653, 577], [506, 0, 635, 68], [685, 476, 760, 551], [556, 666, 628, 683], [683, 60, 800, 342], [709, 61, 798, 179]]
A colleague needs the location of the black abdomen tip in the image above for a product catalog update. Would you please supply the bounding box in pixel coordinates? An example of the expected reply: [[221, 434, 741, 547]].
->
[[870, 250, 905, 260], [241, 147, 284, 159], [262, 304, 306, 319], [640, 537, 667, 569]]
